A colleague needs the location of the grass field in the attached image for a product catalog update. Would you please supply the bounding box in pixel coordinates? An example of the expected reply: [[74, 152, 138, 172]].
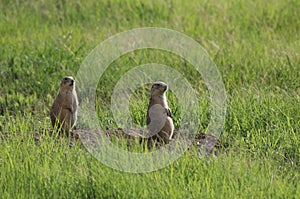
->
[[0, 0, 299, 198]]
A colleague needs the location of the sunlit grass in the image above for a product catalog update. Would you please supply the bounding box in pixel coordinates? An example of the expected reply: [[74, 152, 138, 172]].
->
[[0, 0, 299, 198]]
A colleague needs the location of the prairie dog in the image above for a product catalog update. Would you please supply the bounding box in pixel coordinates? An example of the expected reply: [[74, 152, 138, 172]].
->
[[146, 82, 174, 143], [50, 76, 78, 133]]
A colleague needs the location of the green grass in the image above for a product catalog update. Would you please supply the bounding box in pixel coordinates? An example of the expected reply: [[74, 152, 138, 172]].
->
[[0, 0, 299, 198]]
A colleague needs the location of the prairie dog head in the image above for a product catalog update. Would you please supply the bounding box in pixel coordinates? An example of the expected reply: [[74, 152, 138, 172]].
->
[[60, 76, 75, 93], [149, 81, 169, 109], [150, 81, 168, 98]]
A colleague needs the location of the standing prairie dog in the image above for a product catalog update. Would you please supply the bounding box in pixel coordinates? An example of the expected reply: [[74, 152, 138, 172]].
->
[[50, 76, 78, 133], [146, 82, 174, 143]]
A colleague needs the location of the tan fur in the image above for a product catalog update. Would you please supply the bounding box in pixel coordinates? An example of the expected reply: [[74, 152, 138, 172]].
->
[[146, 82, 174, 143], [50, 76, 78, 133]]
